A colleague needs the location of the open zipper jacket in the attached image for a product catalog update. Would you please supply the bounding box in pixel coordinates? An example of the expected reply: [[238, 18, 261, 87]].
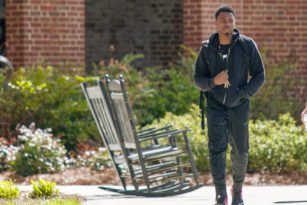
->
[[194, 29, 265, 107]]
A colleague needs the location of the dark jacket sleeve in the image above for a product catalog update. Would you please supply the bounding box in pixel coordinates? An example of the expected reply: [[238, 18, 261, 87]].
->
[[239, 39, 265, 97], [193, 46, 215, 91]]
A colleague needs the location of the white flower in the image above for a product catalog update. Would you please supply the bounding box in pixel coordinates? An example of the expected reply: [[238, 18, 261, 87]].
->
[[98, 147, 106, 152]]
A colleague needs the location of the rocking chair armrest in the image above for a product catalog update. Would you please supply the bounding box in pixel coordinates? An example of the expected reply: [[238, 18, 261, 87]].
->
[[137, 127, 156, 134], [138, 129, 190, 142], [137, 125, 173, 136]]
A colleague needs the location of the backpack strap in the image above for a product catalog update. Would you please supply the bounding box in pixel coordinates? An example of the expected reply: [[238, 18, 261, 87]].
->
[[201, 40, 210, 65], [199, 91, 205, 130]]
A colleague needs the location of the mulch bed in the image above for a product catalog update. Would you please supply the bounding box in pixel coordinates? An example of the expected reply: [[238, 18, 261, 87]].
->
[[1, 168, 306, 185]]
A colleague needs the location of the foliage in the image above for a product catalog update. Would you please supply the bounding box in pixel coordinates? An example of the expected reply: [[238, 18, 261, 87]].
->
[[30, 179, 59, 199], [147, 105, 307, 173], [0, 197, 82, 205], [248, 113, 307, 173], [12, 125, 67, 176], [65, 147, 111, 171], [0, 179, 81, 205], [0, 180, 20, 200], [0, 66, 99, 150], [249, 61, 305, 121], [0, 143, 18, 171], [91, 54, 144, 101], [1, 125, 110, 174], [42, 197, 82, 205], [133, 67, 199, 125], [134, 46, 198, 125]]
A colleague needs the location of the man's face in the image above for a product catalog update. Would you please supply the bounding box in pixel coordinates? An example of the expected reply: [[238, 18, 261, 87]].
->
[[215, 12, 235, 36]]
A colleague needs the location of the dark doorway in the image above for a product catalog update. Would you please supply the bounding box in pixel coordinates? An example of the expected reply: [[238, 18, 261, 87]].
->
[[85, 0, 183, 71]]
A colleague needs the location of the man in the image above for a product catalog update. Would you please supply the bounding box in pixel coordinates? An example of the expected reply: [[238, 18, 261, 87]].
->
[[194, 5, 265, 205]]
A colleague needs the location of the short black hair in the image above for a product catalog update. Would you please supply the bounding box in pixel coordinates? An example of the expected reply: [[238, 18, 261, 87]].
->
[[215, 5, 236, 19]]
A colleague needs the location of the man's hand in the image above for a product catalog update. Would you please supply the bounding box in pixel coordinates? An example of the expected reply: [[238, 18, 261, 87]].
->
[[213, 70, 230, 88]]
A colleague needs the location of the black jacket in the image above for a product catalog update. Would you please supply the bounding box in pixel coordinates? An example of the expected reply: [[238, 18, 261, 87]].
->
[[194, 29, 265, 107]]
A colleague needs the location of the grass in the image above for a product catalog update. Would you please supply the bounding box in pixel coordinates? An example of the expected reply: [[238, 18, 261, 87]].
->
[[0, 179, 83, 205], [0, 180, 20, 200], [0, 196, 83, 205]]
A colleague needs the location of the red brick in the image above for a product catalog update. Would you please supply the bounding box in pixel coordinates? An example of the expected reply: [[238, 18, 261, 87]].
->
[[6, 0, 85, 67]]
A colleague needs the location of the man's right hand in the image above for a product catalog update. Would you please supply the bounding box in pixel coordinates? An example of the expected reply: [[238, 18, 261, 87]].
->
[[213, 70, 229, 86]]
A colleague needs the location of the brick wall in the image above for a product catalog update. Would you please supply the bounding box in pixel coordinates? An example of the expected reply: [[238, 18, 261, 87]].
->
[[183, 0, 306, 100], [183, 0, 244, 50], [6, 0, 85, 67], [241, 0, 307, 99], [85, 0, 183, 69]]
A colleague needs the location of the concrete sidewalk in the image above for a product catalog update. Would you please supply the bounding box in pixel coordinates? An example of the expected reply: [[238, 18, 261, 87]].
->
[[19, 185, 307, 205]]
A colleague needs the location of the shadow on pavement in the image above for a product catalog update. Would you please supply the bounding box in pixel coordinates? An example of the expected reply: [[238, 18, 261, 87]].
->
[[274, 200, 307, 204]]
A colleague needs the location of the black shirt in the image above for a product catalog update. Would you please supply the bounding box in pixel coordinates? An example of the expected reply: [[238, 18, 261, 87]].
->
[[219, 44, 230, 64]]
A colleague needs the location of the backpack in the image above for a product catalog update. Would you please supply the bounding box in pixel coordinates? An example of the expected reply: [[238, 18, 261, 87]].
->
[[199, 36, 251, 130]]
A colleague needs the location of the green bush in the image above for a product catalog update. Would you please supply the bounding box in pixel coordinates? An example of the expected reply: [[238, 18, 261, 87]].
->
[[0, 180, 20, 200], [43, 197, 82, 205], [12, 125, 67, 176], [0, 66, 99, 150], [0, 143, 18, 171], [132, 46, 199, 125], [133, 67, 198, 125], [248, 113, 307, 173], [0, 197, 82, 205], [30, 179, 59, 198], [250, 61, 305, 121], [147, 105, 307, 173]]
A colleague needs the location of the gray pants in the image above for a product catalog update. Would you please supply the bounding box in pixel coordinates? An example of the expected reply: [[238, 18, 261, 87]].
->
[[206, 94, 249, 197]]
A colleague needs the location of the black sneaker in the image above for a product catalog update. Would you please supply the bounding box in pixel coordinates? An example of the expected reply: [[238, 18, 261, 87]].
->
[[215, 194, 228, 205], [231, 187, 244, 205]]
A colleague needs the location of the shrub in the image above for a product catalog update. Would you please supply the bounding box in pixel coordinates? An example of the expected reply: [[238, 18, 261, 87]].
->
[[250, 62, 305, 121], [45, 197, 82, 205], [0, 196, 82, 205], [12, 124, 67, 176], [0, 66, 99, 151], [0, 180, 20, 200], [65, 147, 111, 171], [0, 143, 18, 171], [133, 66, 198, 126], [248, 113, 307, 173], [30, 179, 59, 198], [147, 105, 307, 173]]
